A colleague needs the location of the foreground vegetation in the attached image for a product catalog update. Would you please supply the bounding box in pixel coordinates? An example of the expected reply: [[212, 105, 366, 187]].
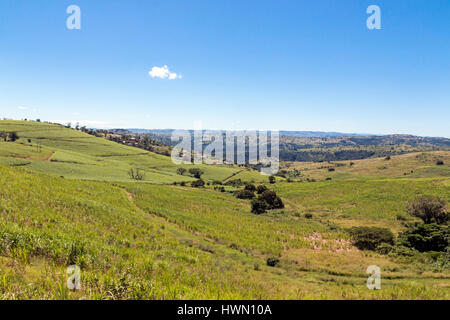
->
[[0, 120, 448, 299]]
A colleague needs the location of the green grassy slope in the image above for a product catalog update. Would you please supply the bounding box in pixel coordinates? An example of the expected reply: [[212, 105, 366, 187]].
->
[[0, 120, 263, 183], [284, 151, 450, 181], [0, 120, 449, 299], [1, 165, 448, 299]]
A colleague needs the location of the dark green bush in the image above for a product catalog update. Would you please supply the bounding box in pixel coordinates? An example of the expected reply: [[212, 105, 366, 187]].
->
[[225, 179, 243, 187], [256, 185, 268, 194], [235, 189, 255, 200], [375, 243, 394, 255], [244, 183, 256, 192], [191, 179, 205, 188], [258, 190, 284, 210], [188, 168, 204, 179], [397, 223, 449, 252], [251, 198, 268, 214], [266, 257, 280, 267], [348, 226, 395, 251]]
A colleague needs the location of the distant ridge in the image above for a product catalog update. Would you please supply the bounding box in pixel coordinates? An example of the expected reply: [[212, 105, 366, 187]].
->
[[123, 129, 376, 138]]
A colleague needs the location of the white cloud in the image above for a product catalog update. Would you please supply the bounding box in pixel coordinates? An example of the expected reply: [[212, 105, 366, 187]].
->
[[17, 106, 28, 110], [149, 65, 181, 80]]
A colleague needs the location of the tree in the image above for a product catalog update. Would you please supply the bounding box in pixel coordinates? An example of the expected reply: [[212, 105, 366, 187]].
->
[[258, 190, 284, 210], [256, 185, 268, 194], [407, 196, 448, 225], [268, 176, 276, 184], [128, 168, 145, 181], [251, 198, 268, 214], [244, 183, 256, 192], [266, 257, 280, 267], [177, 168, 187, 176], [235, 189, 255, 200], [191, 179, 205, 188], [189, 168, 204, 179], [9, 132, 19, 142], [397, 223, 449, 252], [348, 226, 395, 251]]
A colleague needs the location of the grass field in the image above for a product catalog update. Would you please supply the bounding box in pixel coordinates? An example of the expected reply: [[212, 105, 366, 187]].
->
[[283, 151, 450, 181], [0, 121, 264, 183], [0, 120, 449, 300]]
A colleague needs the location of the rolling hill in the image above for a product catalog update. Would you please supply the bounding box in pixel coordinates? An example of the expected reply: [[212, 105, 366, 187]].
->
[[0, 120, 448, 300]]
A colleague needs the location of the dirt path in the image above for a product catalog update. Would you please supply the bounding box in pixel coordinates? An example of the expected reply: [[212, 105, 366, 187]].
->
[[223, 169, 244, 182], [123, 189, 134, 202], [45, 152, 55, 162]]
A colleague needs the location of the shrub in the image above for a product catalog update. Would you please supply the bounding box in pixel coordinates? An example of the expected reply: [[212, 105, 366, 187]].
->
[[348, 226, 395, 251], [407, 196, 448, 224], [328, 168, 335, 172], [176, 168, 186, 175], [304, 213, 313, 219], [244, 183, 256, 192], [391, 245, 417, 257], [225, 179, 243, 187], [436, 160, 444, 165], [191, 179, 205, 188], [397, 223, 449, 252], [258, 190, 284, 210], [375, 243, 394, 255], [266, 257, 280, 267], [256, 185, 268, 194], [180, 181, 186, 186], [9, 132, 19, 142], [188, 168, 204, 179], [251, 198, 268, 214], [385, 156, 391, 160], [235, 189, 255, 200], [268, 176, 276, 184]]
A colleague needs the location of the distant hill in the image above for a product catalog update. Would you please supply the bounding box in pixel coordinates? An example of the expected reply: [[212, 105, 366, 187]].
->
[[114, 128, 450, 162], [124, 129, 373, 138]]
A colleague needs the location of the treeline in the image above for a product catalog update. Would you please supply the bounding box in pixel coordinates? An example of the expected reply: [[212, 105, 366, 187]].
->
[[280, 149, 377, 162]]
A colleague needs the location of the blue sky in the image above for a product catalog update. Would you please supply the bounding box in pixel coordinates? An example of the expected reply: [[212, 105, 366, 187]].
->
[[0, 0, 449, 137]]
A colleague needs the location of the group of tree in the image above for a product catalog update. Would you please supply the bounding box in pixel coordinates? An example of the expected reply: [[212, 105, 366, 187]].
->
[[347, 196, 449, 259], [0, 131, 19, 142], [191, 179, 205, 188], [234, 183, 284, 214], [176, 167, 204, 179]]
